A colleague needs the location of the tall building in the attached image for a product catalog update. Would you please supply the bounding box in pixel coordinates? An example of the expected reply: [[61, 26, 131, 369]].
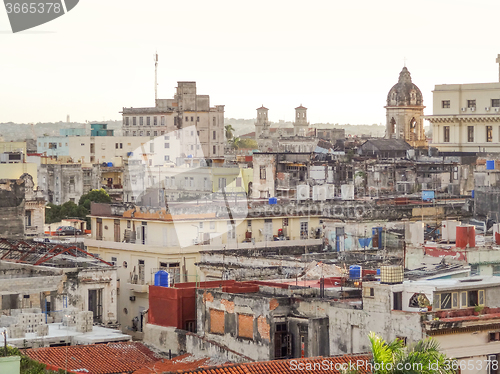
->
[[385, 67, 427, 148], [425, 56, 500, 153], [254, 106, 270, 141], [121, 81, 225, 159], [293, 105, 309, 136]]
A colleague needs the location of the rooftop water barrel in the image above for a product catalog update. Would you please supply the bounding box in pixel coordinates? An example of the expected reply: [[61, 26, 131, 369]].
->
[[376, 268, 381, 275], [380, 265, 403, 284], [349, 265, 362, 280], [269, 197, 277, 205], [487, 160, 495, 170], [107, 162, 113, 167], [154, 270, 169, 287], [472, 190, 475, 198]]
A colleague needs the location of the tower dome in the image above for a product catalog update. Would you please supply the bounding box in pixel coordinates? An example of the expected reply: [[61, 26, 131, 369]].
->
[[386, 67, 423, 107]]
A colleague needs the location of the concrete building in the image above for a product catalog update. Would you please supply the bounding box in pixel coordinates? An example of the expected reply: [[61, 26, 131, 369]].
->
[[0, 239, 118, 329], [385, 67, 427, 148], [121, 81, 225, 159], [22, 173, 45, 238], [0, 179, 25, 239], [426, 57, 500, 153]]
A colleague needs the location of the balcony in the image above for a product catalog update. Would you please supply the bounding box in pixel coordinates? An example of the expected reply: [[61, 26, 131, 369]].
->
[[128, 282, 149, 293]]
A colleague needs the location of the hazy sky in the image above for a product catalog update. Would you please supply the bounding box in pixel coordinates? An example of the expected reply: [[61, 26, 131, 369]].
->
[[1, 0, 500, 125]]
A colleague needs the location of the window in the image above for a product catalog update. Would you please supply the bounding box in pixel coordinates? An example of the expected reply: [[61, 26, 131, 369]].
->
[[467, 100, 476, 108], [282, 218, 289, 227], [237, 314, 254, 339], [164, 135, 170, 140], [197, 116, 199, 122], [147, 117, 150, 126], [493, 265, 500, 276], [139, 117, 144, 126], [247, 220, 252, 228], [213, 145, 216, 154], [133, 117, 137, 126], [489, 332, 500, 342], [185, 116, 189, 122], [471, 264, 479, 276], [140, 131, 143, 136], [165, 143, 170, 148], [120, 143, 123, 149], [460, 291, 467, 308], [443, 126, 450, 142], [442, 100, 450, 108], [133, 131, 136, 136], [260, 166, 266, 180], [146, 131, 151, 136], [213, 117, 216, 126], [468, 126, 474, 142], [210, 309, 224, 334], [213, 131, 216, 140], [164, 155, 170, 161], [393, 292, 403, 310], [115, 143, 119, 149], [154, 116, 157, 126], [218, 178, 226, 189], [440, 292, 452, 309], [154, 131, 157, 136], [300, 221, 308, 239], [210, 221, 215, 230], [125, 117, 129, 126], [191, 116, 194, 122], [492, 99, 500, 107], [487, 126, 493, 142], [227, 221, 236, 239], [161, 116, 165, 126]]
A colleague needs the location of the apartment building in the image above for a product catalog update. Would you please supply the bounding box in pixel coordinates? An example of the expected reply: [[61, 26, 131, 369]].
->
[[121, 81, 225, 159]]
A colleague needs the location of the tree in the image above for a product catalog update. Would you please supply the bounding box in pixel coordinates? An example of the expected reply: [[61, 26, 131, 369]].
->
[[225, 124, 235, 140], [230, 136, 241, 149], [234, 138, 258, 149], [78, 188, 111, 210], [368, 332, 455, 374]]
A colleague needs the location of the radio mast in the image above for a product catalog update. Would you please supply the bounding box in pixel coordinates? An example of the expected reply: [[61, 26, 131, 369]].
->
[[154, 52, 158, 102]]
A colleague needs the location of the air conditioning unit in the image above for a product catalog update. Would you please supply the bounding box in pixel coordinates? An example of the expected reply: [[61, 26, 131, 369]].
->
[[461, 107, 467, 112], [470, 107, 476, 112], [486, 107, 490, 112]]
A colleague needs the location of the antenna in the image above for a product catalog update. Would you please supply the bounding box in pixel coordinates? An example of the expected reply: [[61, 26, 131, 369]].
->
[[154, 52, 158, 102]]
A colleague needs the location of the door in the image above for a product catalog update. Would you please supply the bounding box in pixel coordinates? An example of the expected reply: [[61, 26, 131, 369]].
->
[[264, 219, 273, 241], [335, 227, 345, 252], [88, 289, 103, 323]]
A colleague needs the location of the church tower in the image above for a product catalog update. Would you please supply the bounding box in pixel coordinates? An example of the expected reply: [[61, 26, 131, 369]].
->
[[255, 106, 270, 140], [293, 105, 309, 136], [385, 67, 427, 148]]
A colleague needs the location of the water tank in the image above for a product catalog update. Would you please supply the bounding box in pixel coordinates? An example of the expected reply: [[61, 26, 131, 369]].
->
[[154, 270, 169, 287], [349, 265, 362, 280], [269, 197, 277, 205], [107, 162, 113, 167], [487, 160, 495, 170], [380, 265, 403, 284], [471, 190, 475, 198], [376, 268, 381, 275], [456, 225, 476, 249]]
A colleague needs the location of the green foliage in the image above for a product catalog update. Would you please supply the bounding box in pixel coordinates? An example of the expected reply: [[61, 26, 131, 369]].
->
[[225, 124, 235, 140], [78, 188, 111, 210], [45, 188, 111, 225], [1, 346, 59, 374], [368, 332, 455, 374], [235, 138, 258, 149]]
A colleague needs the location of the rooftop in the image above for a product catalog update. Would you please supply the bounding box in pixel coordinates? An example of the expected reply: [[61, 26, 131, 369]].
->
[[132, 354, 230, 374], [24, 341, 159, 374], [157, 354, 372, 374]]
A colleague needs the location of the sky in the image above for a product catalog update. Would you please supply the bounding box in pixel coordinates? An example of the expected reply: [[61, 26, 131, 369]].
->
[[1, 0, 500, 125]]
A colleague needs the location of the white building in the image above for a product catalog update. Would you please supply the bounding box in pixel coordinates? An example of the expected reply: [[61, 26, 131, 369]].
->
[[121, 81, 225, 159], [426, 56, 500, 153]]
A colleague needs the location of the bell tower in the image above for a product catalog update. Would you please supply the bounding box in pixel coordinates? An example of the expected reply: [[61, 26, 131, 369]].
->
[[255, 106, 270, 140], [294, 105, 309, 136]]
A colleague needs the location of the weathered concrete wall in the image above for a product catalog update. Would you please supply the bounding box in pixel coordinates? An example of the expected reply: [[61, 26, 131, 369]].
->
[[0, 179, 25, 239], [143, 324, 252, 363]]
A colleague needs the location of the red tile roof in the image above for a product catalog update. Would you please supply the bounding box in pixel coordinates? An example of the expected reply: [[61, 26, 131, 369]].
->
[[153, 355, 372, 374], [133, 354, 231, 374], [24, 342, 160, 374]]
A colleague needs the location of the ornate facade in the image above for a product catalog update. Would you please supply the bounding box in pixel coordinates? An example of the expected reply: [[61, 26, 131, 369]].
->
[[385, 67, 427, 148]]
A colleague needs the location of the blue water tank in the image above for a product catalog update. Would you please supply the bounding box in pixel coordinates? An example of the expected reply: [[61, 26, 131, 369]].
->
[[269, 197, 277, 205], [472, 190, 475, 198], [154, 270, 169, 287], [487, 160, 495, 170], [349, 265, 362, 280], [376, 268, 381, 275], [107, 162, 113, 167]]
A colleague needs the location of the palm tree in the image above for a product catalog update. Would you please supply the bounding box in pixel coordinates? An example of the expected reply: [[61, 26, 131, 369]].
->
[[368, 332, 455, 374], [230, 137, 241, 149], [225, 124, 235, 140]]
